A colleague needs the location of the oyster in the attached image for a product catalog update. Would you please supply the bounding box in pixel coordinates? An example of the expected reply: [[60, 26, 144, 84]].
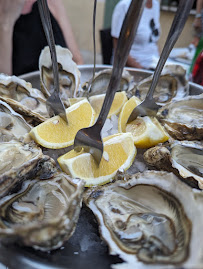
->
[[157, 93, 203, 140], [0, 141, 44, 198], [143, 141, 203, 189], [39, 45, 81, 104], [81, 69, 134, 97], [135, 65, 189, 105], [0, 73, 48, 124], [0, 150, 85, 251], [84, 171, 203, 268], [0, 100, 31, 142]]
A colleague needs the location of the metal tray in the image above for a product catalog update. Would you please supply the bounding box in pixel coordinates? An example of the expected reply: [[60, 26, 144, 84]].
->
[[0, 65, 202, 269]]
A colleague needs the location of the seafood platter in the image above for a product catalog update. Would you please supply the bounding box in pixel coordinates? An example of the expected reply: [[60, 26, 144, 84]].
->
[[0, 46, 203, 269]]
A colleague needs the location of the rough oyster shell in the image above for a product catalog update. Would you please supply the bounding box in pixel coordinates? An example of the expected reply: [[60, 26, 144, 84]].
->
[[0, 74, 48, 124], [84, 171, 203, 269], [0, 100, 31, 142], [135, 65, 189, 105], [81, 69, 134, 97], [143, 141, 203, 189], [157, 93, 203, 140], [39, 45, 81, 105]]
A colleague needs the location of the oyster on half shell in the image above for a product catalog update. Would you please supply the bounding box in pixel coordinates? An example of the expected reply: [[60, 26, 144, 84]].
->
[[0, 141, 45, 198], [39, 46, 81, 105], [0, 100, 31, 142], [84, 171, 203, 269], [135, 65, 189, 105], [157, 93, 203, 140], [0, 73, 48, 124], [81, 69, 134, 97], [144, 141, 203, 189], [0, 145, 85, 251]]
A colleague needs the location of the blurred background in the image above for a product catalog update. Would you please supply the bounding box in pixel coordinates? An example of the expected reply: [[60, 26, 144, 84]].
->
[[63, 0, 197, 65]]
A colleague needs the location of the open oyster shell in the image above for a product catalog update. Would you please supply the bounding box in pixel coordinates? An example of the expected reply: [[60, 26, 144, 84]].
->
[[0, 141, 46, 198], [0, 100, 31, 142], [0, 149, 85, 251], [157, 93, 203, 141], [84, 171, 203, 269], [143, 141, 203, 189], [39, 45, 81, 105], [81, 69, 134, 97], [0, 74, 48, 124], [135, 65, 189, 105]]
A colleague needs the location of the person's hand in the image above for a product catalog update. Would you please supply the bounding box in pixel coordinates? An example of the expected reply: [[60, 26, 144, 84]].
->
[[0, 0, 25, 30]]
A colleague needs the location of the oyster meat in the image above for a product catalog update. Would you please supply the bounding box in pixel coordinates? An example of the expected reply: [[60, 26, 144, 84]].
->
[[157, 93, 203, 140], [135, 65, 189, 105], [39, 45, 81, 105], [144, 140, 203, 189], [0, 100, 31, 142], [0, 73, 48, 124], [84, 171, 203, 268]]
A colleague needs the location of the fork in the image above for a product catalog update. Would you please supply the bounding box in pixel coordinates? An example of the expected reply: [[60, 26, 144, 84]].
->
[[38, 0, 68, 124], [127, 0, 195, 123], [74, 0, 146, 164]]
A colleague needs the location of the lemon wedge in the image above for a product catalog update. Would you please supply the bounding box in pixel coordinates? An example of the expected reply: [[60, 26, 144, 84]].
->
[[118, 96, 169, 148], [89, 91, 128, 118], [118, 96, 141, 132], [126, 116, 169, 148], [58, 133, 136, 187], [29, 99, 95, 149]]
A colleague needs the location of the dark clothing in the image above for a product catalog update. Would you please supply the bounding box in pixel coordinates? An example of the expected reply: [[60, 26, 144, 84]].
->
[[12, 1, 67, 76]]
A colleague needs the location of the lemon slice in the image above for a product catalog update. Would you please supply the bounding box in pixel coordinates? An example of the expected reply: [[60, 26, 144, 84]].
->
[[58, 133, 136, 187], [126, 116, 169, 148], [29, 99, 95, 149], [89, 91, 128, 118], [118, 96, 141, 132]]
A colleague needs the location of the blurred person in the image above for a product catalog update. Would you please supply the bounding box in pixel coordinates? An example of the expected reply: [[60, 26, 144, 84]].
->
[[0, 0, 83, 76], [111, 0, 160, 69]]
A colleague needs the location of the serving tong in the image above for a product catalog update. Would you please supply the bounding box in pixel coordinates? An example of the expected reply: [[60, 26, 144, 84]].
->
[[38, 0, 68, 123], [127, 0, 195, 123], [74, 0, 146, 165]]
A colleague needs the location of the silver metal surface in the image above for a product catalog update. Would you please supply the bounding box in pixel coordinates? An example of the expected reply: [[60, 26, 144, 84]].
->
[[38, 0, 68, 123], [74, 0, 146, 165], [127, 0, 195, 123]]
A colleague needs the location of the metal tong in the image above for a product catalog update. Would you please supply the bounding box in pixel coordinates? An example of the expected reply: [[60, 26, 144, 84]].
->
[[38, 0, 68, 123], [127, 0, 195, 123], [74, 0, 146, 165]]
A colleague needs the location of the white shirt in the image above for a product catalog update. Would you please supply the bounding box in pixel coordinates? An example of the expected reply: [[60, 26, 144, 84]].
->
[[111, 0, 160, 69]]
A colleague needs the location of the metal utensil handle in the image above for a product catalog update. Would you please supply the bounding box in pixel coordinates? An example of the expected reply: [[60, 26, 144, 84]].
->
[[97, 0, 146, 126], [93, 0, 97, 80], [146, 0, 195, 100], [38, 0, 59, 93]]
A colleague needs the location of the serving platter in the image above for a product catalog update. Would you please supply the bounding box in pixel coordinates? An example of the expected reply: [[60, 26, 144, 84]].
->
[[0, 65, 202, 269]]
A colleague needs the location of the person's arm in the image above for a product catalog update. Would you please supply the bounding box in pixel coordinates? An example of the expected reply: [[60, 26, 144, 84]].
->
[[193, 0, 203, 35], [112, 37, 143, 69], [0, 0, 25, 75], [48, 0, 83, 65]]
